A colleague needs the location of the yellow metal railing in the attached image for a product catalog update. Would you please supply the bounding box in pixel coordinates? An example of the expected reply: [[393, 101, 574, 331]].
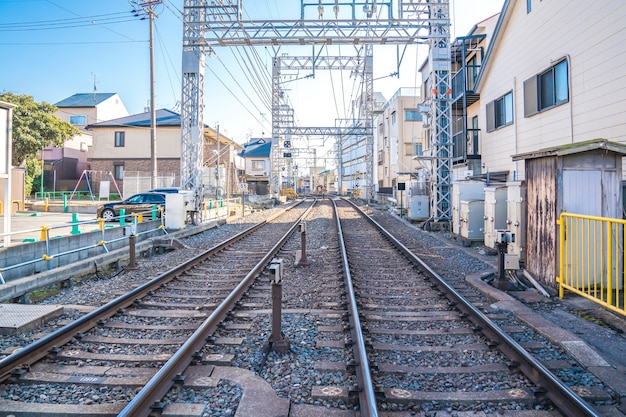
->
[[558, 213, 625, 316]]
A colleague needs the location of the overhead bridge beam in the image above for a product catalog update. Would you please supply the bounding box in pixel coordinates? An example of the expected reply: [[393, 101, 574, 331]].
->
[[278, 126, 369, 136], [184, 19, 446, 48], [278, 55, 364, 71]]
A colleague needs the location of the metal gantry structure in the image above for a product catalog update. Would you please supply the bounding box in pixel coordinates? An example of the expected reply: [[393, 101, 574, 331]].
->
[[180, 0, 452, 221], [272, 53, 368, 194]]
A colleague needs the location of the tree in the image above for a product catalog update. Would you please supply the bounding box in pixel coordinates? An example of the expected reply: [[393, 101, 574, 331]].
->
[[0, 92, 79, 195]]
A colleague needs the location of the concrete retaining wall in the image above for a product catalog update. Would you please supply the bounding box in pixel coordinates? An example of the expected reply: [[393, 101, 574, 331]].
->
[[0, 220, 224, 303], [1, 220, 166, 282]]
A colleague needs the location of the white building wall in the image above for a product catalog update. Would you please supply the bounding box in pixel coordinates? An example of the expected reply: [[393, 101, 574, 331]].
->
[[90, 126, 181, 160], [95, 95, 130, 121], [478, 1, 626, 180]]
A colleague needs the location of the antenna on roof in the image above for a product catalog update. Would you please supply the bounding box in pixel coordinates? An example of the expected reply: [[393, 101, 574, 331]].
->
[[91, 72, 99, 102]]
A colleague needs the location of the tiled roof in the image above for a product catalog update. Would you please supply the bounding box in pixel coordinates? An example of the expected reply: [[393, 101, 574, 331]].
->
[[54, 93, 117, 108], [239, 139, 271, 158]]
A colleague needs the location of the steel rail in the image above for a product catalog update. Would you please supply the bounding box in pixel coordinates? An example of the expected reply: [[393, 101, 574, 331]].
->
[[118, 199, 317, 417], [344, 199, 602, 417], [332, 199, 378, 417], [0, 200, 305, 384]]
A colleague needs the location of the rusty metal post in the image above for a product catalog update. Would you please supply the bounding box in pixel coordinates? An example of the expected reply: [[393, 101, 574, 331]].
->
[[267, 259, 290, 353], [297, 222, 308, 266], [127, 233, 139, 270]]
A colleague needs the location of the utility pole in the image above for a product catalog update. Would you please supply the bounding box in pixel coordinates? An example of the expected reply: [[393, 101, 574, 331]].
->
[[133, 1, 160, 189]]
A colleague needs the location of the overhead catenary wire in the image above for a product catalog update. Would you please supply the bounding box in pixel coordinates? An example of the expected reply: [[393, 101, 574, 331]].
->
[[204, 60, 266, 130], [229, 46, 272, 110], [210, 47, 271, 114], [154, 24, 181, 112]]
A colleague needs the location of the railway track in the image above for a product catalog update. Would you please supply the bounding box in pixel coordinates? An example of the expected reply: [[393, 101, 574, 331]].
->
[[0, 198, 615, 416], [0, 200, 314, 416], [334, 198, 603, 417]]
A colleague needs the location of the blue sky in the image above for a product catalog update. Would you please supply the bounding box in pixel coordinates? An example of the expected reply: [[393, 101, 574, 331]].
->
[[0, 0, 504, 146]]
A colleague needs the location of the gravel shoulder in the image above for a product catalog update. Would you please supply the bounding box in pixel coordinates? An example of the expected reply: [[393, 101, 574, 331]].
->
[[368, 203, 626, 404]]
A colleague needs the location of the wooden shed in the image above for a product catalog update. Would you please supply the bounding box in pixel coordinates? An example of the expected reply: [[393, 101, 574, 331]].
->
[[512, 139, 626, 288]]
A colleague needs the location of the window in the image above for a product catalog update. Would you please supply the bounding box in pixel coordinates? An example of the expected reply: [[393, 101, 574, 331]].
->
[[251, 160, 265, 171], [524, 59, 569, 116], [469, 116, 479, 156], [405, 109, 423, 121], [378, 124, 383, 134], [378, 150, 383, 164], [540, 60, 568, 110], [467, 55, 479, 91], [391, 112, 397, 124], [70, 115, 87, 125], [404, 143, 423, 156], [486, 91, 513, 132], [527, 0, 531, 13], [114, 131, 125, 147], [113, 163, 124, 180], [145, 194, 165, 204]]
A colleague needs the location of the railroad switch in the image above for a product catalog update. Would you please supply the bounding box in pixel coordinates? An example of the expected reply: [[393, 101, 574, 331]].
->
[[494, 230, 516, 290], [265, 259, 291, 353]]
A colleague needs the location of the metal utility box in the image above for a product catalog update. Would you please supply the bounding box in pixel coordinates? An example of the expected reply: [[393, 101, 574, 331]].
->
[[165, 193, 186, 230], [483, 186, 508, 248], [452, 181, 484, 235], [408, 195, 429, 221], [460, 199, 484, 241], [506, 181, 526, 262]]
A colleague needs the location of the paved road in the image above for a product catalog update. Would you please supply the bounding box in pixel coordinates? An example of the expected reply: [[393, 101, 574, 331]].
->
[[1, 211, 99, 246]]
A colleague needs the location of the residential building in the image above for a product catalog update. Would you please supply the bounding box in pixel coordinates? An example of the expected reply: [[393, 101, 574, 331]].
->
[[87, 109, 242, 198], [375, 87, 425, 200], [477, 0, 625, 178], [339, 91, 386, 197], [238, 138, 271, 195], [204, 128, 245, 199], [45, 93, 128, 194], [420, 0, 626, 287], [476, 0, 626, 286]]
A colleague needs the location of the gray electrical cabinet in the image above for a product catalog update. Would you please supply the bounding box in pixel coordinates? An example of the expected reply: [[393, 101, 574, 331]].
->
[[483, 186, 508, 248], [452, 181, 484, 235], [460, 199, 485, 241]]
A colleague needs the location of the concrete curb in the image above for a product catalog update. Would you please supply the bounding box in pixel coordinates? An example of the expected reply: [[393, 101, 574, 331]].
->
[[466, 271, 626, 404]]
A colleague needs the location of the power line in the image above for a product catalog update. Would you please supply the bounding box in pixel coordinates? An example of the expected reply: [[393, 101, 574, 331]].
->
[[0, 12, 132, 29], [204, 58, 266, 129]]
